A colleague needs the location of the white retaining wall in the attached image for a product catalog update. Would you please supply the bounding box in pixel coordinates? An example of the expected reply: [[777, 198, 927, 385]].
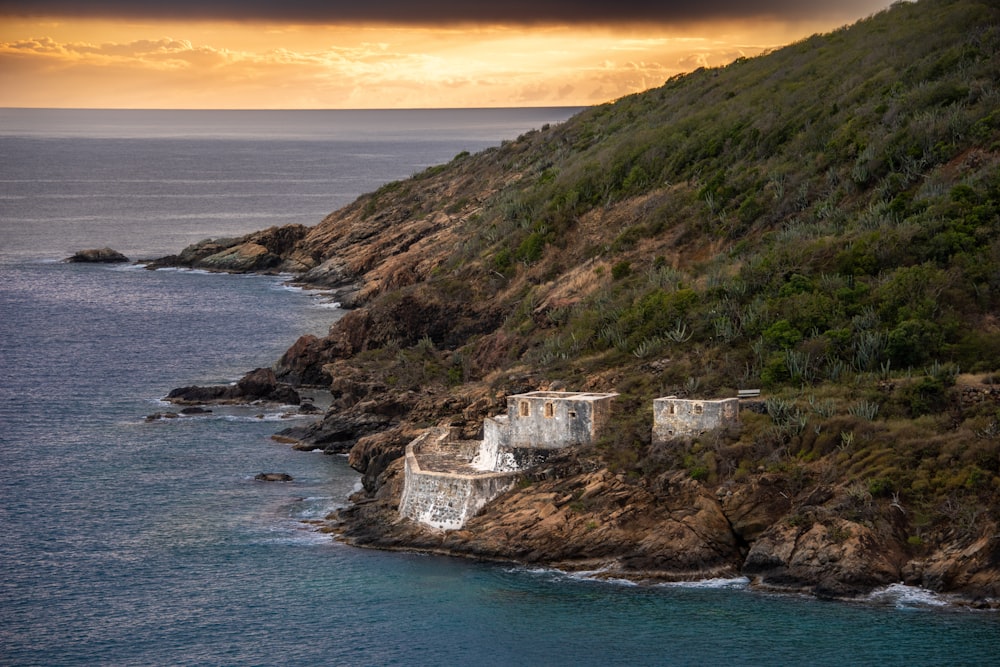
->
[[398, 429, 519, 531]]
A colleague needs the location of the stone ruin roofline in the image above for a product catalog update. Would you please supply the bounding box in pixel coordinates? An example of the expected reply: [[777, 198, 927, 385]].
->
[[513, 390, 618, 400]]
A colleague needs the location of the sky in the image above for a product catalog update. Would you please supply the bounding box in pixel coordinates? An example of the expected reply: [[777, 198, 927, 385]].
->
[[0, 1, 895, 109]]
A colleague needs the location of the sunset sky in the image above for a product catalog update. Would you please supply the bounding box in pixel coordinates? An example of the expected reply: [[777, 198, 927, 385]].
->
[[0, 1, 894, 109]]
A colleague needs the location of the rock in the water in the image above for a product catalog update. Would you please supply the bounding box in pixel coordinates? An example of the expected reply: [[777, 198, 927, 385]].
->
[[255, 472, 293, 482], [144, 225, 308, 273], [165, 367, 300, 406], [195, 242, 280, 272], [65, 247, 129, 263], [164, 385, 230, 404], [145, 412, 180, 421], [236, 367, 299, 404]]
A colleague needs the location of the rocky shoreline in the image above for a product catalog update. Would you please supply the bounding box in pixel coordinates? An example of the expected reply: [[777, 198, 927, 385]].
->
[[134, 217, 1000, 610], [316, 444, 999, 609]]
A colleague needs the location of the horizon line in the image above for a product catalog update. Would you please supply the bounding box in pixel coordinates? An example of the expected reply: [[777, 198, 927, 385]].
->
[[0, 105, 591, 112]]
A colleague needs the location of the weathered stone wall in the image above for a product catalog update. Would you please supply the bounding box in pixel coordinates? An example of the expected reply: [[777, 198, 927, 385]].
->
[[472, 415, 508, 471], [506, 391, 616, 449], [399, 430, 519, 531], [401, 392, 617, 530], [652, 397, 740, 443]]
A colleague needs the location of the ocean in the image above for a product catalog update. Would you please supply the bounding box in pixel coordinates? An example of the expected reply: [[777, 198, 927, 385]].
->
[[1, 108, 997, 666]]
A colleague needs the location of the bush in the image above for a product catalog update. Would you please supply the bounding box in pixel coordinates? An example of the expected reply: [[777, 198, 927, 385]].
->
[[611, 261, 632, 280], [887, 319, 944, 367]]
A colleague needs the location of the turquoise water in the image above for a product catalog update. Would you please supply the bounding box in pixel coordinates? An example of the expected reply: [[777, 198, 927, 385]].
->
[[1, 110, 998, 666]]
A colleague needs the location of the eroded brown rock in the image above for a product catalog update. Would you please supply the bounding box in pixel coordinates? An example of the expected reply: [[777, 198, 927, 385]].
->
[[166, 367, 299, 405], [743, 518, 907, 598], [65, 247, 129, 263]]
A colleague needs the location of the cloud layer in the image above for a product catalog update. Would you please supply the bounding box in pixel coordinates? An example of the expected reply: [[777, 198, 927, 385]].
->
[[1, 0, 891, 24], [1, 27, 753, 108], [0, 1, 893, 108]]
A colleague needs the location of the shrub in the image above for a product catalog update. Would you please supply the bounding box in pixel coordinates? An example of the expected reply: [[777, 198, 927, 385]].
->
[[611, 260, 632, 280], [887, 319, 944, 367]]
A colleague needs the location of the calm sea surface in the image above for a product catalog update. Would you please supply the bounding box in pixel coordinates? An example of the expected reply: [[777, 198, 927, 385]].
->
[[1, 109, 998, 666]]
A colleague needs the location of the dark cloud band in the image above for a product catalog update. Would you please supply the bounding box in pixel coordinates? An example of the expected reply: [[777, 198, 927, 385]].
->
[[0, 0, 889, 24]]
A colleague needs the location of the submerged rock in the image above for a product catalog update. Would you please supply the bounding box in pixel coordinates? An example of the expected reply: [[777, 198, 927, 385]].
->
[[65, 247, 129, 263], [255, 472, 293, 482], [145, 412, 180, 421]]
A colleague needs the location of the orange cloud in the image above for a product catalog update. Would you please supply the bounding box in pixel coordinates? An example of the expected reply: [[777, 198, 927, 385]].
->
[[0, 10, 889, 108]]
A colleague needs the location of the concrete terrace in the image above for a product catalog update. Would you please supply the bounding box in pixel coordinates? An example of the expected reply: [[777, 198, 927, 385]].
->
[[398, 427, 522, 531], [412, 434, 480, 474]]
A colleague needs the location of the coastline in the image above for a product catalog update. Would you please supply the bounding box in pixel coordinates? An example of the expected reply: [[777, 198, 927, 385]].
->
[[133, 243, 1000, 610], [320, 507, 995, 611], [309, 439, 1000, 610]]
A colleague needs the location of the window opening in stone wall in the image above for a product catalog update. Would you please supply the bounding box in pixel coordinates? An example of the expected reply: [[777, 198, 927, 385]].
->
[[544, 402, 554, 418], [519, 401, 529, 417], [668, 404, 676, 415], [694, 404, 704, 415], [568, 410, 577, 418]]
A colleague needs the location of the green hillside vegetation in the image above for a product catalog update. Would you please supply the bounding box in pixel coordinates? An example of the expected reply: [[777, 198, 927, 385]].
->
[[323, 0, 1000, 543]]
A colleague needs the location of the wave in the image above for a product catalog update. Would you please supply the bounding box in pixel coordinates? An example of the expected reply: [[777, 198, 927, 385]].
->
[[507, 565, 639, 587], [659, 576, 751, 590], [866, 583, 951, 609], [311, 300, 342, 310], [144, 266, 217, 275], [508, 563, 751, 590], [221, 411, 308, 422], [269, 281, 343, 309]]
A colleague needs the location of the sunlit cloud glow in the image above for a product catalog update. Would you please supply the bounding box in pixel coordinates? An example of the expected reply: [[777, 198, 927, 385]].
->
[[0, 2, 893, 108]]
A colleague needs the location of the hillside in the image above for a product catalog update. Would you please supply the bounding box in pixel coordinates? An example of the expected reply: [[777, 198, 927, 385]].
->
[[166, 0, 1000, 600]]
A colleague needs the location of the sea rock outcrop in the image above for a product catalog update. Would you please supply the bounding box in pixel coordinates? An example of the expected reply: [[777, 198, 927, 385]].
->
[[743, 519, 907, 598], [145, 224, 309, 273], [255, 472, 294, 482], [165, 367, 300, 405], [65, 247, 129, 263]]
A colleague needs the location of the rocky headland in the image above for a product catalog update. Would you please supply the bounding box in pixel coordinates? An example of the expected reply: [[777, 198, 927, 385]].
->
[[152, 0, 1000, 605]]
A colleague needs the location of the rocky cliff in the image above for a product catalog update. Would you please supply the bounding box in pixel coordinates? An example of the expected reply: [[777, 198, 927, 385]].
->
[[155, 0, 1000, 603]]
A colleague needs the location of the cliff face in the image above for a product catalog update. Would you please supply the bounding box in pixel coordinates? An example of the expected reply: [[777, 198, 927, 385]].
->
[[329, 444, 997, 601], [162, 0, 1000, 601]]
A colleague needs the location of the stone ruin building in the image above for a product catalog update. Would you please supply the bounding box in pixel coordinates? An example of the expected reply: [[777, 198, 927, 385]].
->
[[473, 391, 617, 472], [398, 391, 616, 531], [651, 396, 740, 444], [399, 391, 742, 531]]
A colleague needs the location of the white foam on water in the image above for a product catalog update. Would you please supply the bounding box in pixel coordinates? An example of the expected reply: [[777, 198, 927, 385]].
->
[[145, 266, 216, 275], [221, 412, 302, 422], [509, 564, 639, 587], [867, 583, 950, 609], [658, 577, 751, 590], [109, 262, 146, 272], [255, 522, 337, 546]]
